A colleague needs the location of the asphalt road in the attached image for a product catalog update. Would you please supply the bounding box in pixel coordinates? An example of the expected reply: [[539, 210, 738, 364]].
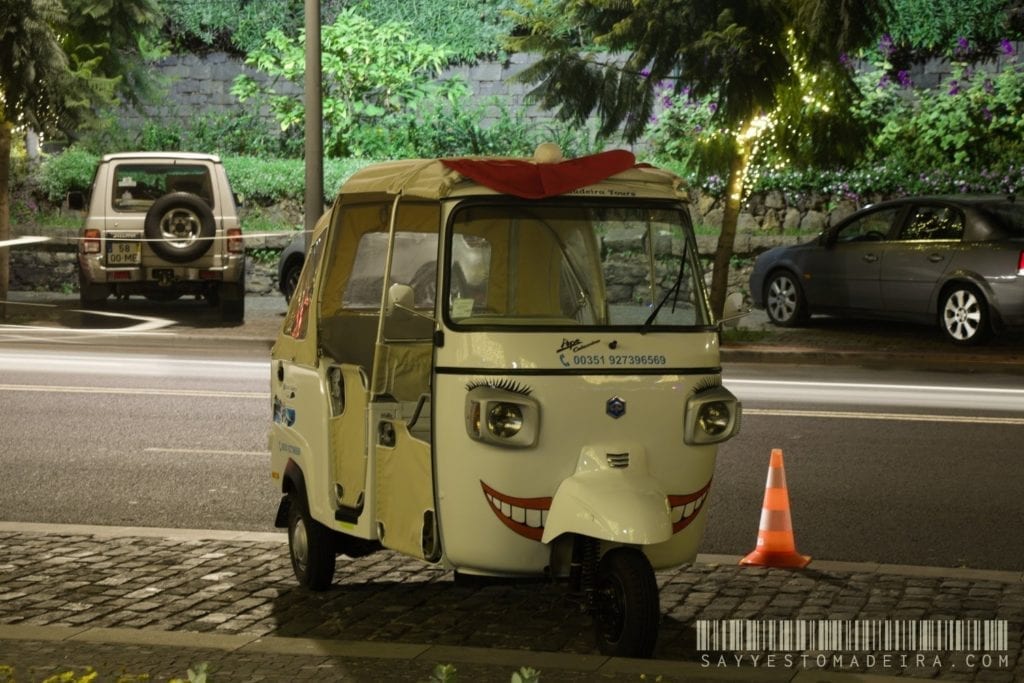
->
[[2, 341, 1022, 571]]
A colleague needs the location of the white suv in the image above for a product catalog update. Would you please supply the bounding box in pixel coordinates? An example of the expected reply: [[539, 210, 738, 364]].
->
[[72, 152, 246, 322]]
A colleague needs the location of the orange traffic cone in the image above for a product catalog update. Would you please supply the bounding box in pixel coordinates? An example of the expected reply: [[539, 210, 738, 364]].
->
[[740, 448, 811, 568]]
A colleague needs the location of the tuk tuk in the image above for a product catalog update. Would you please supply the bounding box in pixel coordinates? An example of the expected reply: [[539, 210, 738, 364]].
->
[[269, 145, 741, 657]]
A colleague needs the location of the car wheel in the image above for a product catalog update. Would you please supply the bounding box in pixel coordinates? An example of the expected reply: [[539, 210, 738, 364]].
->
[[287, 492, 336, 591], [144, 192, 216, 263], [219, 283, 245, 323], [280, 257, 303, 302], [591, 548, 660, 658], [78, 271, 109, 308], [940, 284, 991, 345], [765, 270, 807, 326]]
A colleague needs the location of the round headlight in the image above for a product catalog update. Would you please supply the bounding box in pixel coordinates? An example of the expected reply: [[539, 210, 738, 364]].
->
[[697, 401, 730, 436], [487, 402, 523, 438]]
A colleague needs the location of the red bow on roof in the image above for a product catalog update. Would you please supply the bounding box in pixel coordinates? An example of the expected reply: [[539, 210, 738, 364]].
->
[[441, 150, 637, 199]]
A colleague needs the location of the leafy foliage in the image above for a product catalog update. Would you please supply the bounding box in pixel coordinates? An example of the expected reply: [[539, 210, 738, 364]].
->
[[348, 0, 520, 62], [35, 146, 99, 200], [70, 108, 301, 159], [232, 8, 462, 158], [864, 57, 1024, 169], [162, 0, 304, 55], [34, 147, 373, 205], [887, 0, 1020, 55], [351, 92, 606, 160], [160, 0, 518, 60]]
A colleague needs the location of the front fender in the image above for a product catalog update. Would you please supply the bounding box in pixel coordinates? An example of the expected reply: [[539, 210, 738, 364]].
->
[[541, 445, 671, 545]]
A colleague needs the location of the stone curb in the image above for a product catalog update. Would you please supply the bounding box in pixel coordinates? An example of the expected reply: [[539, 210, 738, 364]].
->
[[0, 625, 907, 683]]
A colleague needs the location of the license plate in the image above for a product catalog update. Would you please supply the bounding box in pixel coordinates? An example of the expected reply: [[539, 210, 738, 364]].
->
[[106, 238, 141, 266]]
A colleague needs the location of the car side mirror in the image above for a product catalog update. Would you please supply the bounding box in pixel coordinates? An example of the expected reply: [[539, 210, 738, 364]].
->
[[718, 291, 749, 328], [67, 191, 85, 211], [387, 283, 415, 315]]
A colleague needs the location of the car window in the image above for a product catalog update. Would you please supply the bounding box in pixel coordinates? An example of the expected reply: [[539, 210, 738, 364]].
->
[[979, 203, 1024, 235], [111, 163, 214, 212], [899, 205, 964, 241], [835, 207, 899, 243]]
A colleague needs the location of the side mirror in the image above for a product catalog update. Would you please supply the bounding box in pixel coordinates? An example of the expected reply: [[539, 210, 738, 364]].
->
[[66, 191, 85, 211], [719, 291, 749, 328], [387, 283, 415, 315]]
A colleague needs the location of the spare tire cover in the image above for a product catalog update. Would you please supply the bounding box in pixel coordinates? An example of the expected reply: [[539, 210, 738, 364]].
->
[[144, 192, 217, 263]]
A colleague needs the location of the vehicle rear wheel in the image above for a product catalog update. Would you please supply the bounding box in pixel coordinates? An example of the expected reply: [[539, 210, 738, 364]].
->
[[591, 548, 660, 658], [940, 284, 991, 345], [219, 283, 245, 323], [79, 276, 109, 308], [287, 492, 336, 591], [765, 270, 808, 326]]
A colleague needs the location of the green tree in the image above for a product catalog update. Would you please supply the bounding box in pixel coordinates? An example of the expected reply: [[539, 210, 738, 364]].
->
[[0, 0, 161, 311], [509, 0, 890, 317], [232, 8, 462, 158]]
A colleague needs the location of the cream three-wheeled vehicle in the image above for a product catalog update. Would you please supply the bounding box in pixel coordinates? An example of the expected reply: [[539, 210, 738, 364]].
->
[[269, 146, 741, 657]]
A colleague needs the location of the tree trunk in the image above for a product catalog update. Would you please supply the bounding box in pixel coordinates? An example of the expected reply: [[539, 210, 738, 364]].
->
[[708, 149, 750, 320], [0, 121, 12, 321]]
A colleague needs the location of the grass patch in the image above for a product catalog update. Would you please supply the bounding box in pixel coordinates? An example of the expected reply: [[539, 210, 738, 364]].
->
[[721, 327, 775, 343]]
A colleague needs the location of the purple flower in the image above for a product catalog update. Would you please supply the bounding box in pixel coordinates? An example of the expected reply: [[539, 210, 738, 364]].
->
[[661, 95, 674, 108], [948, 80, 960, 95], [879, 34, 894, 57], [897, 70, 912, 88], [878, 74, 891, 88], [708, 102, 718, 113], [839, 52, 852, 68], [954, 36, 970, 59], [1000, 39, 1015, 56], [640, 68, 651, 78]]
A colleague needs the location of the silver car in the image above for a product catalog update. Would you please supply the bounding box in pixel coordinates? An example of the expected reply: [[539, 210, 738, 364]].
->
[[749, 195, 1024, 344]]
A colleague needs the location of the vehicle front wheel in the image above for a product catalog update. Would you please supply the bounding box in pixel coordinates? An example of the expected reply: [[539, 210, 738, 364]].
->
[[765, 271, 808, 326], [287, 493, 337, 591], [591, 548, 660, 658], [940, 284, 991, 345], [280, 258, 303, 302]]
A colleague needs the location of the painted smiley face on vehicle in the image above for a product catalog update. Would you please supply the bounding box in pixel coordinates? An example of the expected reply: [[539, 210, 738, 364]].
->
[[480, 478, 712, 541]]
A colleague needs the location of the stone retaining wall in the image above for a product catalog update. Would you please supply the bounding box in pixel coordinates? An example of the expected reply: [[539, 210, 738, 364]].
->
[[122, 45, 1023, 140], [10, 187, 837, 302]]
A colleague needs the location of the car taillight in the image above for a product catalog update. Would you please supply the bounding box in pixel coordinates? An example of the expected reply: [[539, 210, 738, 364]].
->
[[227, 228, 243, 254], [1018, 251, 1024, 276], [83, 228, 101, 254]]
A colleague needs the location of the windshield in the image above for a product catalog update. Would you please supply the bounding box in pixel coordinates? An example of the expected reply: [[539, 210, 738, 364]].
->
[[445, 201, 710, 329]]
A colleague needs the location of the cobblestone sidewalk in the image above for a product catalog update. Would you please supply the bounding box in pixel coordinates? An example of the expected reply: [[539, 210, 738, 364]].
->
[[0, 526, 1021, 682]]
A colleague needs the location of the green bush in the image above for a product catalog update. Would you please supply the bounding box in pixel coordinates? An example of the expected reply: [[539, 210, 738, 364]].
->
[[223, 156, 375, 202], [72, 109, 300, 159], [33, 150, 374, 208], [160, 0, 517, 61], [232, 8, 462, 159], [865, 60, 1024, 170], [35, 148, 101, 201], [398, 94, 606, 159], [887, 0, 1019, 54]]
